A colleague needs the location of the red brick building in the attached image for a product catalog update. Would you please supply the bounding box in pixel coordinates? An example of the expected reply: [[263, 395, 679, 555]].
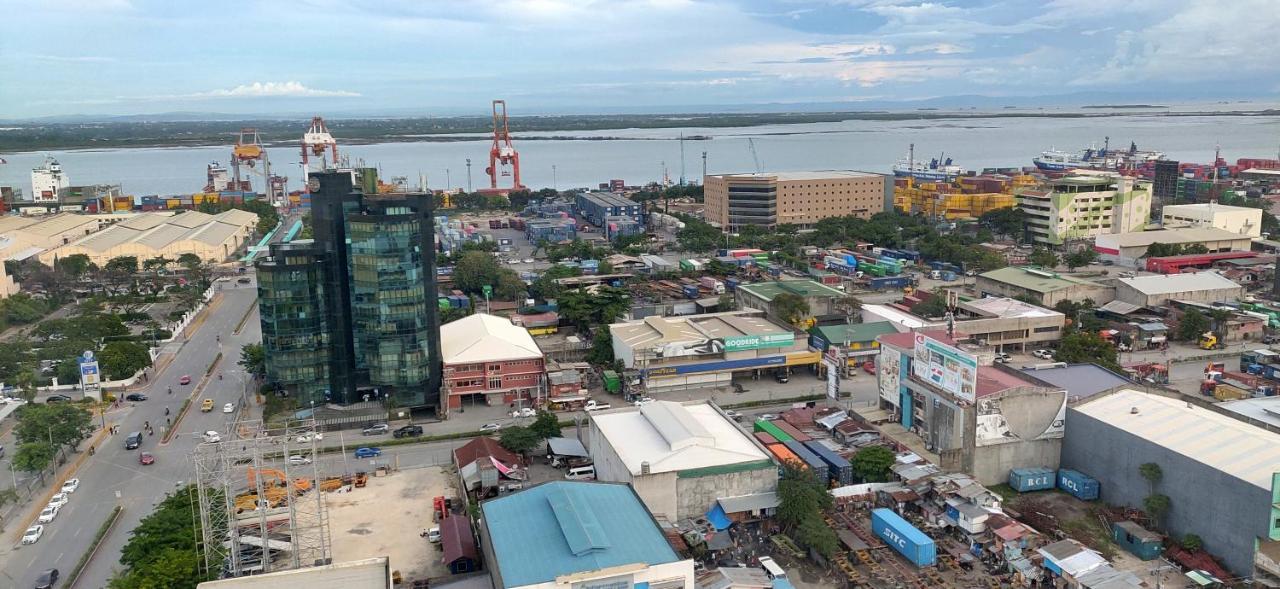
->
[[441, 313, 545, 415]]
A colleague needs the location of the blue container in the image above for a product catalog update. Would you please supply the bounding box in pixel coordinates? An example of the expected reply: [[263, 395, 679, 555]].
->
[[1008, 467, 1056, 492], [871, 508, 936, 567], [802, 441, 853, 485], [781, 440, 828, 482], [725, 278, 740, 291], [1057, 469, 1100, 500]]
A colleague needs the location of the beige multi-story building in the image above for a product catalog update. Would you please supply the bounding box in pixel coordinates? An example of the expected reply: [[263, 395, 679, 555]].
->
[[1161, 202, 1262, 238], [1016, 173, 1151, 245], [703, 171, 886, 230]]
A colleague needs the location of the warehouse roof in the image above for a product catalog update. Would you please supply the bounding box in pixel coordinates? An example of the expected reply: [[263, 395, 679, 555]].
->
[[861, 304, 943, 330], [610, 311, 794, 353], [441, 314, 542, 364], [1019, 364, 1130, 401], [977, 267, 1102, 293], [590, 401, 768, 475], [961, 297, 1063, 319], [1075, 389, 1280, 490], [579, 191, 638, 208], [481, 481, 679, 588], [1162, 202, 1260, 216], [1217, 396, 1280, 429], [811, 321, 899, 344], [1099, 227, 1250, 248], [711, 171, 880, 181], [737, 280, 846, 301], [1117, 271, 1241, 296], [52, 210, 257, 255]]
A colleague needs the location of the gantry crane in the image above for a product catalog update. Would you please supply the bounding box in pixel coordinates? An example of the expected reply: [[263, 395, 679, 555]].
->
[[300, 116, 338, 186], [231, 128, 271, 194], [484, 99, 524, 192]]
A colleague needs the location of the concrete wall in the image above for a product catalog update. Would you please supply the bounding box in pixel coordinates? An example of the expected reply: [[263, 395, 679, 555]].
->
[[587, 417, 681, 520], [631, 471, 679, 521], [971, 439, 1062, 487], [1114, 282, 1244, 308], [675, 466, 777, 520], [972, 278, 1115, 308], [516, 560, 696, 589], [1061, 407, 1268, 576]]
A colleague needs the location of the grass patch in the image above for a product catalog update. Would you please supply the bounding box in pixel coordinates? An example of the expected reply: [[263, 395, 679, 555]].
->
[[205, 352, 222, 376], [65, 505, 122, 588], [1061, 510, 1118, 560], [987, 483, 1018, 504]]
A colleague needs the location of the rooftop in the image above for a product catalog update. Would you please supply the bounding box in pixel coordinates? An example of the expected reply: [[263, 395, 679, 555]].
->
[[861, 304, 943, 330], [1242, 168, 1280, 176], [196, 557, 390, 588], [589, 401, 769, 475], [441, 314, 543, 364], [977, 267, 1102, 293], [1099, 227, 1252, 248], [711, 170, 880, 182], [1075, 389, 1280, 490], [1019, 364, 1131, 401], [56, 210, 257, 253], [810, 321, 899, 344], [960, 297, 1063, 319], [1162, 202, 1261, 215], [610, 311, 794, 353], [481, 481, 679, 588], [737, 280, 847, 301], [1217, 396, 1280, 429], [976, 365, 1039, 398], [580, 191, 638, 208], [1117, 271, 1242, 295]]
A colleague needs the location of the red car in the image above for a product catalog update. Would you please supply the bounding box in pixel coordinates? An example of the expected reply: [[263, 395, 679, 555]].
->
[[862, 361, 876, 375], [179, 375, 192, 385], [139, 452, 155, 465]]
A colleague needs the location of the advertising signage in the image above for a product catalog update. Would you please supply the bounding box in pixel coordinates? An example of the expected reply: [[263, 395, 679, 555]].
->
[[910, 334, 978, 403], [723, 333, 794, 352]]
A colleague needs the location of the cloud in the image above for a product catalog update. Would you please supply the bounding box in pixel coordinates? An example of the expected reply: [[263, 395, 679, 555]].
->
[[191, 81, 361, 98], [905, 43, 969, 55]]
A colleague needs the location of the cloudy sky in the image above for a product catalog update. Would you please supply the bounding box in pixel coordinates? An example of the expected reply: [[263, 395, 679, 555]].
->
[[2, 0, 1277, 118]]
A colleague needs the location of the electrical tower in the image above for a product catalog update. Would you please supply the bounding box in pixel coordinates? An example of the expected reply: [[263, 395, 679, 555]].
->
[[301, 117, 339, 186], [195, 419, 331, 579], [485, 100, 524, 192]]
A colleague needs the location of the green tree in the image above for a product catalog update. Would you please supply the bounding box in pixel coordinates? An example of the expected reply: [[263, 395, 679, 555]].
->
[[13, 368, 37, 402], [12, 442, 54, 476], [498, 425, 541, 455], [1063, 248, 1099, 270], [440, 306, 470, 324], [776, 464, 832, 530], [1181, 534, 1203, 552], [528, 264, 581, 301], [770, 292, 810, 326], [453, 251, 502, 296], [912, 295, 948, 318], [1138, 462, 1163, 495], [494, 269, 528, 301], [1208, 308, 1233, 343], [238, 343, 265, 379], [797, 513, 839, 558], [1053, 331, 1120, 371], [111, 485, 212, 588], [529, 411, 562, 440], [833, 295, 863, 324], [978, 207, 1027, 239], [559, 287, 629, 331], [105, 255, 138, 274], [110, 547, 206, 589], [587, 327, 615, 366], [55, 253, 93, 280], [1177, 309, 1210, 342], [1054, 298, 1098, 333], [1144, 493, 1171, 529], [97, 341, 153, 380], [15, 403, 94, 450], [1029, 247, 1058, 269], [850, 446, 895, 483]]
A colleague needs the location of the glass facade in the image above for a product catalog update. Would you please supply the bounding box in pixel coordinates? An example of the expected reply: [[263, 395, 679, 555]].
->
[[256, 241, 332, 402]]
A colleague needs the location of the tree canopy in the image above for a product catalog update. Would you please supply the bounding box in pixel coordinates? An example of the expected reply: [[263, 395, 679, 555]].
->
[[1053, 331, 1120, 371], [111, 485, 211, 588], [851, 446, 896, 483], [770, 293, 810, 326]]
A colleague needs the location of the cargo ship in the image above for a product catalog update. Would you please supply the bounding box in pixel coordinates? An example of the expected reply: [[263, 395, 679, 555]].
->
[[1033, 138, 1164, 172], [892, 146, 965, 182]]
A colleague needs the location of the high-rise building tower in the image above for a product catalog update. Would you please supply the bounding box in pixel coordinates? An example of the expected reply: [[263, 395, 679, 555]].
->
[[257, 170, 441, 410], [1152, 159, 1180, 216]]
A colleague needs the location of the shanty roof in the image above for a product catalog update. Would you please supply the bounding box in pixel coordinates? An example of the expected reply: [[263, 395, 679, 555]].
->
[[453, 436, 520, 470], [441, 514, 478, 565], [589, 401, 768, 475], [737, 279, 846, 301], [717, 492, 780, 514], [441, 313, 543, 364], [1117, 271, 1242, 296], [1075, 389, 1280, 490], [977, 267, 1102, 293]]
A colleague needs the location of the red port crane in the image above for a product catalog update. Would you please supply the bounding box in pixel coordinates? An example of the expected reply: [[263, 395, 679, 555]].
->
[[485, 100, 524, 192], [301, 116, 339, 185]]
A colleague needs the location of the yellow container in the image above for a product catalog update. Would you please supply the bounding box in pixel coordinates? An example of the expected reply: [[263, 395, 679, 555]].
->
[[166, 199, 182, 209]]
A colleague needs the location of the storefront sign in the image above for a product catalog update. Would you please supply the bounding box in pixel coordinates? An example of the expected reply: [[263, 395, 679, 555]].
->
[[723, 332, 794, 352]]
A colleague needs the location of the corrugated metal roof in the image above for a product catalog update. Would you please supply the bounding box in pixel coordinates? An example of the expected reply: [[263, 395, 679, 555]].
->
[[440, 314, 542, 364], [812, 321, 898, 344], [481, 481, 679, 588], [717, 492, 779, 514], [1018, 364, 1129, 401], [1118, 271, 1241, 296], [977, 267, 1101, 293], [590, 401, 767, 475], [1101, 227, 1250, 248], [1075, 389, 1280, 489], [737, 280, 846, 300]]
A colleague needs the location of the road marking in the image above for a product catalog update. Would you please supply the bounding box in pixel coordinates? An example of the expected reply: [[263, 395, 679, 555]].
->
[[73, 526, 84, 538], [56, 551, 64, 561]]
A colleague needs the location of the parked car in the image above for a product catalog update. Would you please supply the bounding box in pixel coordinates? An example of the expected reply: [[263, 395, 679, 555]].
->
[[223, 402, 235, 413], [179, 375, 192, 385], [34, 568, 59, 589], [21, 525, 43, 545], [584, 400, 610, 411], [237, 277, 251, 284], [774, 371, 790, 383], [297, 431, 323, 443], [287, 455, 312, 466], [393, 425, 424, 438], [724, 409, 743, 421], [202, 431, 222, 443], [1033, 349, 1053, 359], [994, 353, 1012, 364], [362, 423, 389, 436], [632, 396, 655, 406], [45, 394, 72, 403], [758, 413, 779, 421], [139, 452, 155, 465], [862, 361, 876, 375], [201, 399, 214, 412], [510, 407, 536, 418], [37, 505, 59, 524], [522, 258, 534, 264], [47, 492, 69, 509], [354, 447, 382, 459], [60, 478, 79, 494], [1265, 333, 1280, 345], [426, 527, 442, 543], [125, 393, 148, 402]]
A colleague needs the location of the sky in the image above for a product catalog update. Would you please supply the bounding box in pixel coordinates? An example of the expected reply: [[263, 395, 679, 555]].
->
[[2, 0, 1278, 118]]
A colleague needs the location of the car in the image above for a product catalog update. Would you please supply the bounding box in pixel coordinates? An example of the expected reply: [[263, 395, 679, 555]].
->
[[632, 396, 655, 407], [426, 526, 442, 543], [774, 371, 790, 383], [60, 478, 79, 494], [202, 431, 222, 443], [354, 447, 382, 458], [223, 402, 235, 413], [862, 361, 876, 375], [47, 492, 69, 509], [583, 401, 610, 411], [480, 422, 502, 433], [287, 454, 312, 466], [1265, 334, 1280, 345], [34, 568, 59, 589], [297, 431, 323, 443], [724, 409, 743, 421], [37, 505, 59, 524], [361, 423, 389, 436], [139, 451, 155, 465], [510, 407, 536, 418], [21, 525, 43, 545], [45, 394, 72, 403], [1101, 260, 1115, 266], [394, 425, 424, 438], [758, 413, 779, 421], [965, 270, 977, 277], [994, 353, 1012, 364], [237, 277, 251, 284], [201, 399, 214, 412], [522, 258, 534, 264], [125, 393, 148, 402], [179, 375, 192, 385], [1033, 349, 1053, 359]]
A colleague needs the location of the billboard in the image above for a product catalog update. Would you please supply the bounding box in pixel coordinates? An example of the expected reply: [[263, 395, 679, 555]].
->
[[911, 334, 977, 403], [825, 359, 840, 399], [976, 392, 1068, 447], [79, 351, 100, 387], [723, 333, 794, 352], [878, 347, 902, 406], [644, 355, 785, 377]]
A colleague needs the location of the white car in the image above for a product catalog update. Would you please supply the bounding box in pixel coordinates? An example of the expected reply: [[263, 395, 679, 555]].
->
[[48, 492, 69, 509], [37, 505, 59, 524], [511, 407, 536, 418], [994, 353, 1012, 364], [202, 431, 222, 443], [60, 478, 79, 494], [287, 455, 312, 466], [426, 526, 442, 543], [223, 402, 235, 413], [758, 413, 779, 421], [522, 258, 534, 264], [480, 422, 502, 433], [297, 431, 323, 443], [21, 524, 43, 545], [1033, 349, 1053, 359], [632, 397, 655, 406]]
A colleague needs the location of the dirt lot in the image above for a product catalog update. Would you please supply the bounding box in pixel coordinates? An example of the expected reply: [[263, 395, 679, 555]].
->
[[326, 466, 457, 583]]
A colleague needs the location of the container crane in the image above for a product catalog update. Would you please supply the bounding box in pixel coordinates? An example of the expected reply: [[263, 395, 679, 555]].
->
[[231, 128, 270, 194], [300, 116, 338, 186], [484, 99, 524, 192]]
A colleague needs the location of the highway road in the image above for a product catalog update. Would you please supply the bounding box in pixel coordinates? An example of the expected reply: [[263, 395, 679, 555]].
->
[[0, 279, 262, 588]]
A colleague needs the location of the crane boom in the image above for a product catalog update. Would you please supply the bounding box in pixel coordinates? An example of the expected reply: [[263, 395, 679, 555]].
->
[[748, 138, 762, 174]]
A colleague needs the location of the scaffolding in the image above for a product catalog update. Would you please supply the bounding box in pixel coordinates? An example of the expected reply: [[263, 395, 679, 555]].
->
[[194, 418, 331, 579]]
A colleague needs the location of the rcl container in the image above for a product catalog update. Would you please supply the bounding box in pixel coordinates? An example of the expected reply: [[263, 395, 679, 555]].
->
[[1057, 469, 1100, 501], [1008, 467, 1056, 493]]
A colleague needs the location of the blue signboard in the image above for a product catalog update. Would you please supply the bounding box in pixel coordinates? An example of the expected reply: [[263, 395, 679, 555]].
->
[[644, 355, 785, 377]]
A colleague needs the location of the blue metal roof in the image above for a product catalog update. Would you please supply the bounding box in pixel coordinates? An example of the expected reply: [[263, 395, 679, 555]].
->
[[482, 481, 679, 588]]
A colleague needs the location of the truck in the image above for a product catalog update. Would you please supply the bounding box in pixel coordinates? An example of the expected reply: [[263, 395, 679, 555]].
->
[[1198, 332, 1222, 350], [682, 284, 700, 299], [698, 277, 726, 295]]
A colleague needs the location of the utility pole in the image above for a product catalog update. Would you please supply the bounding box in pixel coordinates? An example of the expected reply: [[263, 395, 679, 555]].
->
[[446, 168, 451, 190], [465, 159, 472, 193], [701, 151, 707, 181]]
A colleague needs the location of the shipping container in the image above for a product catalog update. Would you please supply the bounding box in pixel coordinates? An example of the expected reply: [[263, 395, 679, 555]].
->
[[1008, 467, 1056, 493], [781, 440, 828, 482], [753, 419, 794, 443], [772, 421, 812, 443], [867, 276, 912, 290], [802, 440, 853, 485], [753, 431, 779, 446], [764, 443, 804, 470], [1112, 521, 1162, 561], [1057, 469, 1100, 500], [871, 508, 937, 567], [725, 278, 740, 292]]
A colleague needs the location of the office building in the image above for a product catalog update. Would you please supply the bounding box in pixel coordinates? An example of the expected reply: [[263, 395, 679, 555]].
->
[[1151, 160, 1179, 214], [703, 171, 886, 230], [441, 313, 545, 415], [1016, 174, 1150, 245], [1161, 202, 1262, 238], [257, 240, 333, 403], [256, 171, 440, 409]]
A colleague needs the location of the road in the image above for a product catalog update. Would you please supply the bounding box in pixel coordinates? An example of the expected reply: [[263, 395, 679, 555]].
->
[[0, 279, 262, 588]]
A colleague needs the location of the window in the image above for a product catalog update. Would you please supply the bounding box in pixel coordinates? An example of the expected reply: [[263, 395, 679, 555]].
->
[[489, 377, 503, 388]]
